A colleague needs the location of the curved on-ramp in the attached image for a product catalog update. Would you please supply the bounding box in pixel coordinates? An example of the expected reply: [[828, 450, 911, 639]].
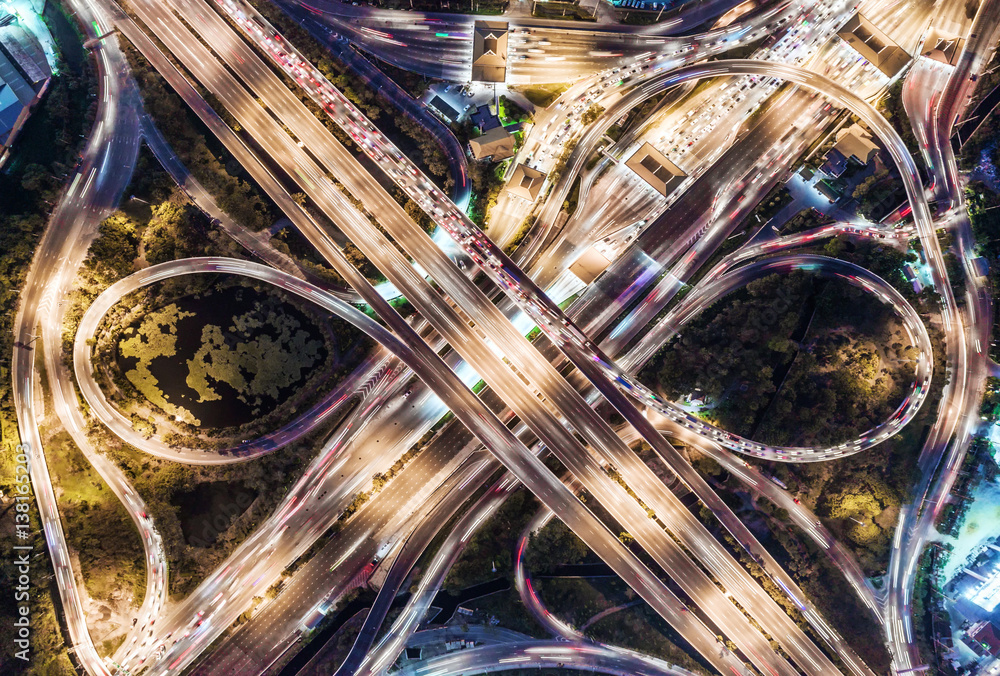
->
[[73, 258, 411, 464], [620, 254, 934, 461], [394, 640, 702, 676], [487, 59, 949, 466]]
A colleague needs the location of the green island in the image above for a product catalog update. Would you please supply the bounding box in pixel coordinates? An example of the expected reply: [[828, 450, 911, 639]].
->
[[639, 271, 916, 447], [92, 277, 372, 446]]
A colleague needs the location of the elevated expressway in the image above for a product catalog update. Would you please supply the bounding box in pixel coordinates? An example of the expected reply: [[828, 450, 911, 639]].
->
[[884, 1, 1000, 670], [109, 10, 768, 672], [393, 641, 705, 676], [124, 2, 944, 673], [621, 254, 934, 462], [74, 257, 749, 676], [41, 2, 960, 672], [112, 16, 739, 676], [484, 58, 955, 462], [126, 2, 844, 674], [288, 0, 801, 83]]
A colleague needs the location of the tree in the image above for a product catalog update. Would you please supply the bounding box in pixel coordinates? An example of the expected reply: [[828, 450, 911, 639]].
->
[[20, 163, 50, 194], [581, 104, 605, 125], [86, 212, 139, 281], [524, 519, 588, 573]]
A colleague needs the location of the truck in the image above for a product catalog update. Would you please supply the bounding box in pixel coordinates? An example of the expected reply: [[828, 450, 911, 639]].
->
[[300, 599, 334, 633], [373, 540, 393, 566], [767, 474, 788, 490]]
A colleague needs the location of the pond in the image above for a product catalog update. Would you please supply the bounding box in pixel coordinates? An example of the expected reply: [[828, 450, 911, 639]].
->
[[115, 284, 328, 428]]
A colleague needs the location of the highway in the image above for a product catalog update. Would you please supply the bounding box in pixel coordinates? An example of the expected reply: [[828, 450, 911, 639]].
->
[[883, 0, 1000, 670], [18, 0, 985, 673], [75, 256, 743, 676], [127, 3, 837, 673], [394, 640, 704, 676], [620, 424, 884, 620], [508, 58, 953, 460], [349, 468, 523, 676], [621, 254, 934, 461], [330, 455, 502, 676], [10, 0, 156, 673], [292, 0, 802, 83], [115, 18, 673, 675]]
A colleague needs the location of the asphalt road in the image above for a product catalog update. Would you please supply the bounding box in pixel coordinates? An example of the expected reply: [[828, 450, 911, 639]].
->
[[27, 0, 974, 674], [129, 4, 823, 673], [10, 1, 153, 673], [112, 14, 750, 670]]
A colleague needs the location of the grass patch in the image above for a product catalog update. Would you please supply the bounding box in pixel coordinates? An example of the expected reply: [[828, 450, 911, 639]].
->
[[513, 83, 569, 109], [45, 429, 145, 604]]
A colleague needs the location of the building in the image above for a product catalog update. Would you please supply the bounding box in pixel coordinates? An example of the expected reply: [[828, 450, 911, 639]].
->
[[569, 247, 611, 285], [921, 28, 965, 66], [965, 621, 1000, 658], [0, 16, 51, 163], [820, 124, 879, 177], [428, 95, 460, 123], [469, 125, 514, 161], [837, 13, 910, 78], [835, 124, 879, 164], [471, 21, 508, 83], [506, 163, 545, 201], [625, 143, 687, 197], [815, 179, 841, 203]]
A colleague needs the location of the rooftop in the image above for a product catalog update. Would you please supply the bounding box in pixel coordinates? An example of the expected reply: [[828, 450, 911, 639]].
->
[[472, 21, 508, 83], [832, 123, 879, 165], [428, 95, 460, 122], [569, 247, 611, 285], [921, 27, 965, 66], [469, 125, 514, 161], [506, 163, 545, 201], [0, 12, 51, 152], [625, 143, 686, 197], [837, 13, 910, 78]]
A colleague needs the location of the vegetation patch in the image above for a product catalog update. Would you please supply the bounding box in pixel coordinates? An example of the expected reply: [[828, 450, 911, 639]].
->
[[778, 207, 833, 235], [469, 160, 507, 230], [513, 83, 569, 109], [114, 285, 325, 427], [97, 401, 348, 598], [688, 443, 892, 672], [93, 276, 371, 444], [44, 429, 145, 602], [852, 168, 906, 222], [175, 480, 258, 546], [445, 489, 540, 591], [0, 1, 100, 670], [639, 273, 915, 447]]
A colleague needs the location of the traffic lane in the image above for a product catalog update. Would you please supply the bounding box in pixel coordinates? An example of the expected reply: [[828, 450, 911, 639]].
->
[[174, 9, 811, 670], [331, 454, 502, 676], [193, 422, 483, 675], [12, 11, 145, 674], [270, 2, 471, 204], [205, 9, 843, 666], [118, 20, 741, 676]]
